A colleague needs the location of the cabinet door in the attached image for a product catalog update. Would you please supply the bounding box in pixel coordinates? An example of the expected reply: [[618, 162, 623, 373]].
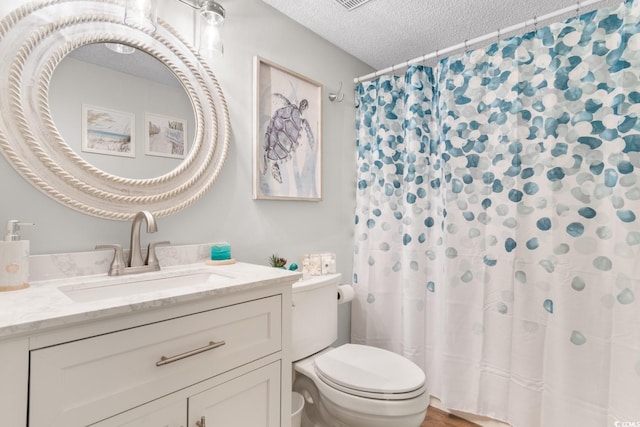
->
[[188, 361, 281, 427], [90, 399, 185, 427]]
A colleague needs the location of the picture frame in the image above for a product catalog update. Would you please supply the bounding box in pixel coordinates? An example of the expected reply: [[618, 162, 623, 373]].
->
[[253, 56, 322, 201], [145, 113, 187, 159], [82, 104, 135, 157]]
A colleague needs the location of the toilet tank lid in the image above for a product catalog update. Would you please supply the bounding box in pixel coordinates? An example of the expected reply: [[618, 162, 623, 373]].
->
[[313, 344, 425, 395], [292, 273, 341, 293]]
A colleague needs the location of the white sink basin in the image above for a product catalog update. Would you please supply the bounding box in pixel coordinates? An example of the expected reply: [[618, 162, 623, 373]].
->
[[60, 270, 232, 302]]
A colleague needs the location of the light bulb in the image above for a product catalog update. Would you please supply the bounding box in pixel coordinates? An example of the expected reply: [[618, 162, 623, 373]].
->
[[125, 0, 158, 32], [198, 0, 225, 58], [104, 43, 136, 55]]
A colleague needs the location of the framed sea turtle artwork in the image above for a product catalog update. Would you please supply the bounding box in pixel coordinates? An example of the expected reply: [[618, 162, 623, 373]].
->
[[253, 56, 322, 201]]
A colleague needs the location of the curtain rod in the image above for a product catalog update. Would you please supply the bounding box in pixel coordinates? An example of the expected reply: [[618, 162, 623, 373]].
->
[[354, 0, 613, 83]]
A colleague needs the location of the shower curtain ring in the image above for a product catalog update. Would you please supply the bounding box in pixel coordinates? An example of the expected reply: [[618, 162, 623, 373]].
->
[[533, 16, 537, 31], [464, 39, 469, 52], [496, 29, 500, 43], [576, 1, 580, 18]]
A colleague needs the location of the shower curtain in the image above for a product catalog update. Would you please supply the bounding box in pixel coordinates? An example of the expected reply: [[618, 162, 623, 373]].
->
[[352, 1, 640, 426]]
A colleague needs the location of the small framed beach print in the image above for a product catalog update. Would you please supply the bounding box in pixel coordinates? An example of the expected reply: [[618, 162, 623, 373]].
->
[[82, 105, 135, 157], [145, 113, 187, 159], [253, 56, 322, 201]]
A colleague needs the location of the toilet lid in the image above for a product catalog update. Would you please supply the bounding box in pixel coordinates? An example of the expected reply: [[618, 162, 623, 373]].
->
[[313, 344, 426, 400]]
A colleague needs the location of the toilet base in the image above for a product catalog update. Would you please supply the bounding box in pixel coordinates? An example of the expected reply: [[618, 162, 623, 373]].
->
[[293, 371, 428, 427], [294, 373, 332, 427]]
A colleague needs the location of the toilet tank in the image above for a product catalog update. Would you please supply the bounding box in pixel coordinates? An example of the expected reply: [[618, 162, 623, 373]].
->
[[291, 273, 341, 361]]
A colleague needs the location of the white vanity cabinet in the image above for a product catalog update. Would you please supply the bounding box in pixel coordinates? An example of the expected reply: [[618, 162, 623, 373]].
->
[[0, 262, 296, 427], [29, 296, 282, 426], [92, 361, 281, 427]]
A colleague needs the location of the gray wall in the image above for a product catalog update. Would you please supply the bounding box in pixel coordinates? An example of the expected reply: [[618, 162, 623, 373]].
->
[[49, 56, 195, 179], [0, 0, 373, 346]]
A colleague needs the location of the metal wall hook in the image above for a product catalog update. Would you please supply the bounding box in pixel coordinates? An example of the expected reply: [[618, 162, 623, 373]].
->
[[329, 81, 345, 102]]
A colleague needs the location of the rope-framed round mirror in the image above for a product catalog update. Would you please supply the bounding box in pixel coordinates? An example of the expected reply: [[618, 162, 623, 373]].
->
[[0, 0, 231, 220]]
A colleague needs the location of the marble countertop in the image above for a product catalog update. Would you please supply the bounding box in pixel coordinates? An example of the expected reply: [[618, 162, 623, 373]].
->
[[0, 245, 301, 339]]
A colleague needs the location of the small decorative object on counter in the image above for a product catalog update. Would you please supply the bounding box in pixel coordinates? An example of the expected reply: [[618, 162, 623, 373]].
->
[[288, 263, 298, 271], [206, 242, 236, 265], [0, 220, 34, 292], [301, 256, 312, 279], [269, 254, 288, 268], [321, 252, 336, 274], [210, 242, 231, 260], [301, 252, 336, 278], [301, 254, 322, 278]]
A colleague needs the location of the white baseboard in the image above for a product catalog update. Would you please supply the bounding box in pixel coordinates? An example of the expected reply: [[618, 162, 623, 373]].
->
[[429, 397, 511, 427]]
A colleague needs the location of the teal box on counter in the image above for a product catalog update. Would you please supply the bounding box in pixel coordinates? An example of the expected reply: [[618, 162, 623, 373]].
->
[[210, 242, 231, 261]]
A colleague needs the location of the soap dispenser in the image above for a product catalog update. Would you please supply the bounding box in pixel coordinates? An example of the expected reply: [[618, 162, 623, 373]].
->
[[0, 220, 34, 292]]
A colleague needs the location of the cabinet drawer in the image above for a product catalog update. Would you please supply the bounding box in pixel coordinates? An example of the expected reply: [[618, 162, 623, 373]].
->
[[29, 295, 281, 427]]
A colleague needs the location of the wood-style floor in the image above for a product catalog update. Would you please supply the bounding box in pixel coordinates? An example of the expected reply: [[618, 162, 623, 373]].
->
[[421, 406, 481, 427]]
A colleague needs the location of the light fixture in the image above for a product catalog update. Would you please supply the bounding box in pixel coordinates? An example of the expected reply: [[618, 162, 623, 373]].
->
[[123, 0, 225, 59], [124, 0, 158, 32], [104, 43, 136, 55], [174, 0, 225, 59], [198, 0, 225, 58]]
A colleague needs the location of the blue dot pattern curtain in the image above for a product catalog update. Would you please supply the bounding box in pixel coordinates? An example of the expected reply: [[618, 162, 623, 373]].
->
[[353, 1, 640, 425]]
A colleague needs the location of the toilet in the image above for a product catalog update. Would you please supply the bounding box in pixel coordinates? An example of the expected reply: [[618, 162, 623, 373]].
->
[[292, 274, 430, 427]]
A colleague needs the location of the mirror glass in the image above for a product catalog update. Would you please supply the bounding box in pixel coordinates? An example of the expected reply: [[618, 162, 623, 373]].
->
[[49, 43, 195, 179]]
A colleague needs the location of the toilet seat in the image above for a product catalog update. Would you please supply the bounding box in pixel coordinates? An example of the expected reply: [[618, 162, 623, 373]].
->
[[313, 344, 426, 400]]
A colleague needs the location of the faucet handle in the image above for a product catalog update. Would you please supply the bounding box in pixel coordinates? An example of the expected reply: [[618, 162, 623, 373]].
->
[[96, 244, 126, 276], [146, 241, 170, 269]]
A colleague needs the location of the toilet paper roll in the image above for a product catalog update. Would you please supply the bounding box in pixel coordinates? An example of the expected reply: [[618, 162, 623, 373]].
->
[[337, 284, 354, 304]]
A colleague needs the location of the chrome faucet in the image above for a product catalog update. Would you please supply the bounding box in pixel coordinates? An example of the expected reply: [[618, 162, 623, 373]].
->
[[129, 210, 157, 267], [96, 210, 170, 276]]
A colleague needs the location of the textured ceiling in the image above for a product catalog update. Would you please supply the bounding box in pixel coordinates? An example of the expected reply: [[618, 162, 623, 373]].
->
[[261, 0, 621, 72], [69, 44, 181, 88]]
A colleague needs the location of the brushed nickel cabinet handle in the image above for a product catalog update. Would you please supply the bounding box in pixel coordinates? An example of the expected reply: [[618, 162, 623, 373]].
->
[[195, 416, 206, 427], [156, 340, 226, 367]]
